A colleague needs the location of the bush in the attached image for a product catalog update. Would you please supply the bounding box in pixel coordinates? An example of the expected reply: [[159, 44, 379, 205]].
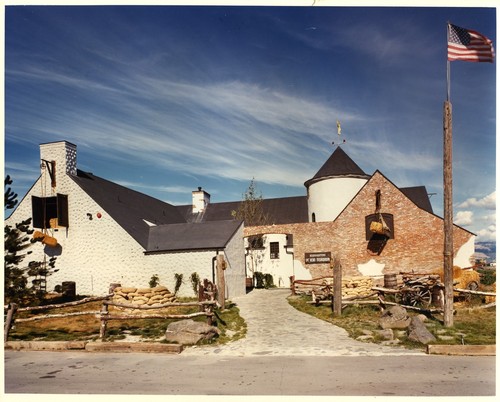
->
[[149, 274, 160, 288], [254, 272, 275, 289], [478, 269, 496, 286]]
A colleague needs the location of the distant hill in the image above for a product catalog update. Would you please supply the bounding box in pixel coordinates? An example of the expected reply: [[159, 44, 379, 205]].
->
[[475, 241, 496, 263]]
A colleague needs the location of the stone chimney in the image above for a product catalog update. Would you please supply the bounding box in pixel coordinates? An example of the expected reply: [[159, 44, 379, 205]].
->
[[192, 187, 210, 214], [40, 141, 77, 178]]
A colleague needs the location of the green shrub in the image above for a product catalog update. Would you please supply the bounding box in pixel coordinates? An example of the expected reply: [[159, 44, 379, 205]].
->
[[149, 274, 160, 288]]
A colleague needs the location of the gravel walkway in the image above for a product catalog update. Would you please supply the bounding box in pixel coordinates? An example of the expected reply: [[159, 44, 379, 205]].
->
[[183, 288, 423, 356]]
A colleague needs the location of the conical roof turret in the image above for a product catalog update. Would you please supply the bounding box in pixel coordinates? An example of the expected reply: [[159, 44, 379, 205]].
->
[[304, 146, 370, 188]]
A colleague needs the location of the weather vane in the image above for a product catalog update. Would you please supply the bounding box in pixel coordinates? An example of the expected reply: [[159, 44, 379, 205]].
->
[[332, 119, 346, 146]]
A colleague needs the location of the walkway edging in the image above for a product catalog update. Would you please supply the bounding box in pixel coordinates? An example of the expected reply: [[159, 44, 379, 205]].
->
[[5, 341, 183, 354]]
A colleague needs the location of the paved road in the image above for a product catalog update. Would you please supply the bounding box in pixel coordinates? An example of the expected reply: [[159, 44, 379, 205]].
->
[[184, 288, 421, 356], [3, 288, 496, 396], [4, 351, 495, 396]]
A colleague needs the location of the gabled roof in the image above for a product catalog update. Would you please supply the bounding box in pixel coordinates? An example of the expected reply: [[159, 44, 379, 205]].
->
[[177, 195, 308, 225], [304, 146, 370, 188], [146, 220, 242, 253], [71, 170, 186, 248], [400, 186, 434, 214]]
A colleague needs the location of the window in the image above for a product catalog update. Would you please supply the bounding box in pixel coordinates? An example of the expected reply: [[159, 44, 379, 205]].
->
[[270, 242, 280, 259], [365, 213, 394, 240], [32, 194, 69, 229]]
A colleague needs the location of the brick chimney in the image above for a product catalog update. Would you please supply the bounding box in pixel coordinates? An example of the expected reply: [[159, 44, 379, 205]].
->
[[192, 187, 210, 214]]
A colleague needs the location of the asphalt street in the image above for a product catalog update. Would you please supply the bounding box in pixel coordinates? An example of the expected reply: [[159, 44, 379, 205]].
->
[[3, 351, 496, 396], [3, 289, 497, 397]]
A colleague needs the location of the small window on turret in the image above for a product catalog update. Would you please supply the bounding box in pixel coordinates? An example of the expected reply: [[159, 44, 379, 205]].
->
[[270, 242, 280, 259]]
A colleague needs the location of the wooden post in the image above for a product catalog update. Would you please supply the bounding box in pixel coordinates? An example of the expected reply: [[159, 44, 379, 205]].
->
[[99, 302, 109, 339], [290, 275, 296, 295], [216, 254, 226, 310], [4, 303, 18, 342], [443, 100, 454, 327], [333, 256, 342, 316]]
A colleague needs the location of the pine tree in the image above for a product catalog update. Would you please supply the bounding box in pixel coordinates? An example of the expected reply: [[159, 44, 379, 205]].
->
[[4, 176, 57, 305]]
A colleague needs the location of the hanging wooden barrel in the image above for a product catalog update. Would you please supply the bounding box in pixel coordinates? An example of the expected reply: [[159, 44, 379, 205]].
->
[[384, 274, 398, 289], [33, 231, 45, 241], [42, 235, 58, 248], [370, 221, 385, 235], [32, 231, 58, 247]]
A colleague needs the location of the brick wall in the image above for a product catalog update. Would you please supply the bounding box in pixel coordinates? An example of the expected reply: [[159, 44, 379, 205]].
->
[[245, 171, 474, 279]]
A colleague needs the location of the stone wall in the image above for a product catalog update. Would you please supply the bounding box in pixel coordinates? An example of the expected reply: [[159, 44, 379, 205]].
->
[[112, 286, 176, 306]]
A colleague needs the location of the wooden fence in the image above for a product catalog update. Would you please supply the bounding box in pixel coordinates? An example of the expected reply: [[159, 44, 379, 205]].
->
[[4, 280, 218, 342]]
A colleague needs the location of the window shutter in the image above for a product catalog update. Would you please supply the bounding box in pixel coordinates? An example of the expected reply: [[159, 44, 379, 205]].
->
[[57, 193, 69, 227], [31, 196, 44, 228]]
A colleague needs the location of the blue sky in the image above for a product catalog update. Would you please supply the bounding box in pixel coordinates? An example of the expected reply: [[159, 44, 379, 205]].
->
[[3, 4, 496, 242]]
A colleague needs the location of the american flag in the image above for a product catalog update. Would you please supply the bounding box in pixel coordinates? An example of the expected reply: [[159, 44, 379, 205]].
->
[[448, 23, 495, 63]]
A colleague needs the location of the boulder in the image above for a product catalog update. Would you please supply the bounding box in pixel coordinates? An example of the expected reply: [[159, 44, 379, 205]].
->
[[407, 316, 436, 344], [379, 305, 411, 329], [374, 329, 394, 341], [165, 319, 220, 345]]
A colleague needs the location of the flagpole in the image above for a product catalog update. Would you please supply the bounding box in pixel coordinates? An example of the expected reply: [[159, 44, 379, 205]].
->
[[443, 22, 454, 327]]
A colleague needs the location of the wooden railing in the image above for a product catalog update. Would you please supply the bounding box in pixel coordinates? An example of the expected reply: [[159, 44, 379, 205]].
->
[[4, 280, 218, 342]]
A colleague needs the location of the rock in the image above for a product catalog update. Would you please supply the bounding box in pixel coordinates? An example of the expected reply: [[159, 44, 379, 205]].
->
[[416, 314, 427, 322], [407, 316, 437, 344], [165, 319, 221, 345], [356, 335, 374, 341], [375, 329, 394, 340], [379, 305, 411, 329]]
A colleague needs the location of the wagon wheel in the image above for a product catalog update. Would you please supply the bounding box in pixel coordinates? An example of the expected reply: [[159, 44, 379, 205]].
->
[[403, 285, 432, 307]]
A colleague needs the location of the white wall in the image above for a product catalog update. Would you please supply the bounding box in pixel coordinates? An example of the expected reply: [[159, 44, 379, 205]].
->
[[223, 223, 246, 298], [6, 143, 246, 298], [307, 177, 367, 222], [454, 236, 475, 268], [245, 233, 295, 288]]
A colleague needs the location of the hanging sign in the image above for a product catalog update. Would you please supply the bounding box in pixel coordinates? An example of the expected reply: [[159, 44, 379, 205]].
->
[[305, 252, 331, 264]]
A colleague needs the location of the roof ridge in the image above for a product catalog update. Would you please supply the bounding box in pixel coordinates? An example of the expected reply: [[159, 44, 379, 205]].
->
[[305, 147, 369, 187]]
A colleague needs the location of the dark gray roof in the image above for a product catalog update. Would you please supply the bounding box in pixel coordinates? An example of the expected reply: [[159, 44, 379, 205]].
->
[[305, 147, 370, 188], [71, 170, 186, 248], [400, 186, 434, 214], [177, 196, 308, 226], [146, 220, 242, 253]]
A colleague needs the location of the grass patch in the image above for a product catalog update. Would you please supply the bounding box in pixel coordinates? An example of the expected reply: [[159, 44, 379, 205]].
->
[[288, 294, 496, 349], [7, 297, 246, 345]]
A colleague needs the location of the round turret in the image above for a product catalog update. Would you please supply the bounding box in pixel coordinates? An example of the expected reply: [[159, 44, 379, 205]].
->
[[304, 147, 370, 222]]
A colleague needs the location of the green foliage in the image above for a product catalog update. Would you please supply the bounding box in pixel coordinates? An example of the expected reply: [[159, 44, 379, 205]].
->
[[190, 272, 200, 296], [174, 273, 184, 295], [4, 176, 58, 306], [478, 269, 496, 286], [4, 175, 18, 210], [149, 274, 160, 288], [254, 272, 275, 289]]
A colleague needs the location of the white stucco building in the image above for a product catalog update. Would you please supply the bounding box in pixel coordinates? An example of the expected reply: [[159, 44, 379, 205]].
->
[[6, 141, 246, 298], [6, 141, 476, 296]]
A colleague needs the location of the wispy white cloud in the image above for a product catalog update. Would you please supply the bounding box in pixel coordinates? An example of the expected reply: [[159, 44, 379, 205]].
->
[[458, 191, 496, 210], [454, 210, 473, 226], [475, 224, 496, 242]]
